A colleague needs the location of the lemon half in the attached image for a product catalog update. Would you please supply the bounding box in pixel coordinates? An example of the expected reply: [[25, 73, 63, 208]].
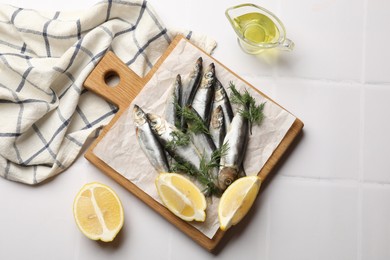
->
[[73, 182, 124, 242]]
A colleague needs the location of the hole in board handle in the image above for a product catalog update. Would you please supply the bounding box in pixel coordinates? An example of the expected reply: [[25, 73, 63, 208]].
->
[[104, 70, 120, 88]]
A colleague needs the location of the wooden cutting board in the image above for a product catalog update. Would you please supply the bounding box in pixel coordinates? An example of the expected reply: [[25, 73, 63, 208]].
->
[[83, 35, 303, 252]]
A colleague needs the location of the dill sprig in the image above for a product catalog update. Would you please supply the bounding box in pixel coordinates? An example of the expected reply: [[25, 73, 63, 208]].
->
[[229, 81, 266, 134], [170, 159, 199, 177], [165, 130, 190, 151], [170, 156, 215, 195], [170, 142, 229, 196], [209, 142, 229, 169], [198, 142, 230, 196], [173, 92, 182, 129], [198, 156, 216, 195], [178, 106, 209, 135]]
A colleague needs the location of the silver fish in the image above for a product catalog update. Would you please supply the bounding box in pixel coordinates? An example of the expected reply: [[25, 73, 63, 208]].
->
[[213, 80, 245, 179], [133, 105, 170, 173], [147, 113, 201, 170], [182, 57, 203, 107], [213, 79, 233, 129], [209, 105, 225, 149], [187, 107, 217, 162], [180, 57, 203, 130], [191, 63, 215, 126], [218, 107, 249, 191], [165, 74, 182, 127]]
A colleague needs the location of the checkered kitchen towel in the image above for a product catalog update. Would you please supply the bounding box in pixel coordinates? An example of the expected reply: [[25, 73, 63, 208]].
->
[[0, 0, 216, 185]]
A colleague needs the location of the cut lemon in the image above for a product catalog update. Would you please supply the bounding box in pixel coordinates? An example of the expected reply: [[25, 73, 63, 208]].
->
[[218, 175, 262, 231], [155, 173, 207, 222], [73, 182, 124, 242]]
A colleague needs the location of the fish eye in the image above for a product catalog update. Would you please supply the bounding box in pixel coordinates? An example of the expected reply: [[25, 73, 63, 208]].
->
[[225, 179, 232, 186], [151, 118, 161, 126], [136, 111, 143, 117]]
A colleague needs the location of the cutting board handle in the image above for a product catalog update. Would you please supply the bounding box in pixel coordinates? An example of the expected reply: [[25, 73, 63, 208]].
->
[[84, 51, 145, 110]]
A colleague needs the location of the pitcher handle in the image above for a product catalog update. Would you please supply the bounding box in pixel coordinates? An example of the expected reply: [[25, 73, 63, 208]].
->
[[278, 38, 295, 51]]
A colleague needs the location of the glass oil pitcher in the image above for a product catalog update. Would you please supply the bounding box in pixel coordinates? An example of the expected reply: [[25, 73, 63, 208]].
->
[[226, 3, 294, 54]]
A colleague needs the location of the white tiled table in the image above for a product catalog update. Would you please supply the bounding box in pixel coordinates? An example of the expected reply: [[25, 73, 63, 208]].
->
[[1, 0, 389, 259]]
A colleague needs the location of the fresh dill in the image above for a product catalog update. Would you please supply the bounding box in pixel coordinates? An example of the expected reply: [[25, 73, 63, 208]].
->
[[198, 156, 218, 196], [173, 92, 182, 129], [165, 130, 190, 151], [208, 142, 229, 169], [170, 159, 199, 177], [200, 142, 229, 196], [170, 155, 215, 195], [229, 81, 266, 134], [171, 142, 229, 196], [177, 105, 209, 135]]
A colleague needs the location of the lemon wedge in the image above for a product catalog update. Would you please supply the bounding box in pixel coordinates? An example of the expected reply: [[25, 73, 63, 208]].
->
[[73, 182, 124, 242], [218, 175, 261, 231], [155, 173, 207, 222]]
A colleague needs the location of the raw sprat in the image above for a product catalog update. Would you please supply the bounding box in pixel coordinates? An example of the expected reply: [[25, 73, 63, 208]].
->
[[212, 79, 234, 130], [209, 105, 225, 149], [180, 57, 203, 130], [134, 105, 170, 173], [191, 62, 216, 127], [217, 82, 266, 190], [165, 74, 182, 128]]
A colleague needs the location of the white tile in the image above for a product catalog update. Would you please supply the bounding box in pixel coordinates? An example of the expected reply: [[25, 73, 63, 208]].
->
[[241, 75, 278, 99], [0, 182, 78, 260], [273, 79, 361, 180], [268, 178, 358, 260], [363, 85, 390, 183], [214, 48, 276, 78], [364, 0, 390, 83], [217, 187, 270, 260], [361, 185, 390, 260], [277, 0, 364, 81]]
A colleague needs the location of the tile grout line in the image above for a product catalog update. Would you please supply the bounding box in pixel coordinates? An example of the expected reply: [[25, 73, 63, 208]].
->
[[361, 0, 368, 85], [266, 4, 281, 258], [274, 0, 283, 81], [266, 196, 271, 260], [357, 0, 368, 258], [357, 84, 365, 260], [241, 73, 390, 88], [277, 174, 390, 187]]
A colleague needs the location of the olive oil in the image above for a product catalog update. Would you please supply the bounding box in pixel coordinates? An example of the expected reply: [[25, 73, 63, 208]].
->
[[233, 12, 279, 44]]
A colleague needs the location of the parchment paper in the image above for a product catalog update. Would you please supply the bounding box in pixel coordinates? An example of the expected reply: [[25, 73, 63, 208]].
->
[[93, 39, 296, 239]]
